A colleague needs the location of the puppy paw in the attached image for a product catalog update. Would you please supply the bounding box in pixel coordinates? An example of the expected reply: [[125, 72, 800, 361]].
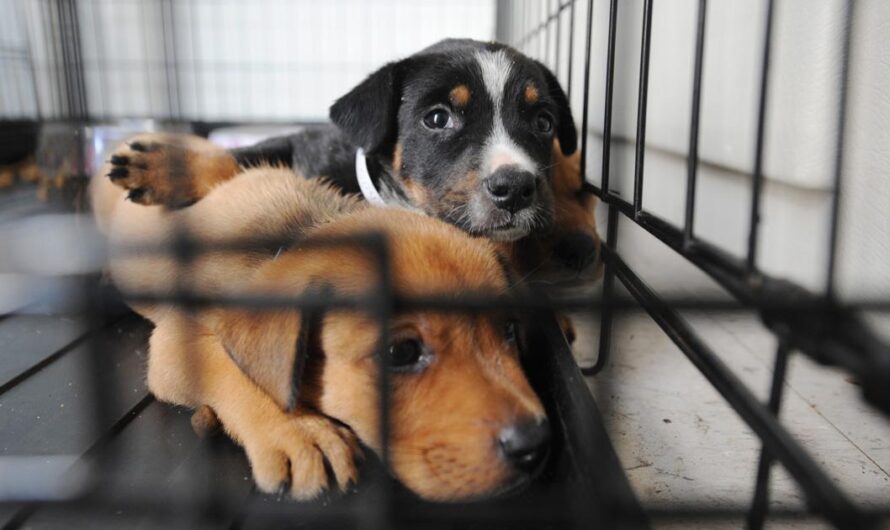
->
[[105, 133, 237, 208], [553, 230, 599, 273], [105, 135, 189, 207], [245, 414, 362, 501]]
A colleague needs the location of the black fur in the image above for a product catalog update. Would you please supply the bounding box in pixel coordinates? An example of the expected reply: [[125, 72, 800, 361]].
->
[[329, 61, 406, 158], [232, 126, 361, 195], [229, 38, 577, 242], [553, 231, 598, 273], [286, 307, 323, 412], [535, 59, 577, 155]]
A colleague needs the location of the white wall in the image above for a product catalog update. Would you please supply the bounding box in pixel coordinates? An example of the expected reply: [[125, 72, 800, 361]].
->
[[513, 0, 890, 304], [0, 0, 39, 118], [4, 0, 496, 121], [5, 0, 889, 306]]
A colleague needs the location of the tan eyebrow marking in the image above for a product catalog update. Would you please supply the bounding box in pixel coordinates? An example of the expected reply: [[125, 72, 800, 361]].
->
[[392, 143, 403, 177], [524, 83, 539, 104], [449, 84, 471, 107]]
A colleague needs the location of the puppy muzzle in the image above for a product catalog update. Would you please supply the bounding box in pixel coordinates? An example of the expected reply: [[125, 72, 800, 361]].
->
[[483, 167, 538, 214], [465, 166, 548, 241]]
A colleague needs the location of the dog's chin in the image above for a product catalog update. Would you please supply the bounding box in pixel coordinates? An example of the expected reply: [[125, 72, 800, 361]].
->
[[439, 466, 544, 504], [470, 209, 544, 242], [483, 472, 535, 500], [398, 450, 547, 503], [415, 472, 534, 504], [485, 225, 532, 242], [412, 449, 550, 503]]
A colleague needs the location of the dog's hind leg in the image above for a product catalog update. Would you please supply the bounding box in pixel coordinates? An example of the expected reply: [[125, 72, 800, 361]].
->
[[147, 314, 361, 500], [102, 133, 240, 208]]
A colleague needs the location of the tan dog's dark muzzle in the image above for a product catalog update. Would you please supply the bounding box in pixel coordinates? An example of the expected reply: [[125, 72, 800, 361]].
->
[[497, 417, 550, 475]]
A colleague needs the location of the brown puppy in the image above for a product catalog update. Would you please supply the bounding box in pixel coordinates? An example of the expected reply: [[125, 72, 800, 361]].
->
[[104, 133, 600, 282], [91, 151, 548, 501]]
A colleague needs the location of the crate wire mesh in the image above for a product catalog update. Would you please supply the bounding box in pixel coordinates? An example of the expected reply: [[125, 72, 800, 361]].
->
[[1, 0, 495, 122], [0, 0, 889, 528], [503, 0, 890, 527]]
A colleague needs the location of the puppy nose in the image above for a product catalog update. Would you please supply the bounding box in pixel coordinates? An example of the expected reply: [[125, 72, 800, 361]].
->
[[484, 168, 537, 213], [497, 418, 550, 474]]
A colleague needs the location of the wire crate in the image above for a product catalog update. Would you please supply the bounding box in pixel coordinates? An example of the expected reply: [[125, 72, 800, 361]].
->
[[1, 0, 889, 528]]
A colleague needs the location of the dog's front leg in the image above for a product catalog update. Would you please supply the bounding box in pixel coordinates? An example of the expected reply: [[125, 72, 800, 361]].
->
[[147, 316, 361, 499]]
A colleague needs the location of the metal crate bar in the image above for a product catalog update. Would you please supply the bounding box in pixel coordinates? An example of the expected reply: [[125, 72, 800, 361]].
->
[[578, 0, 595, 186], [592, 195, 889, 412], [582, 203, 619, 375], [565, 0, 576, 102], [747, 339, 792, 530], [683, 0, 707, 245], [503, 0, 890, 526], [826, 0, 856, 298], [631, 0, 653, 217], [1, 0, 887, 528], [599, 0, 619, 194], [608, 247, 872, 529], [746, 0, 775, 274]]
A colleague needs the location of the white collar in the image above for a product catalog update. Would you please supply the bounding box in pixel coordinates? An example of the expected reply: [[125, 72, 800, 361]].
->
[[354, 148, 387, 207]]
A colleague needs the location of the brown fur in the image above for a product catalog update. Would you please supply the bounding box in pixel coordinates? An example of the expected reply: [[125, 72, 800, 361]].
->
[[190, 404, 221, 437], [549, 140, 600, 271], [435, 170, 480, 219], [94, 132, 600, 345], [392, 142, 404, 178], [402, 177, 431, 209], [0, 168, 13, 189], [91, 138, 546, 502], [497, 140, 602, 282], [94, 133, 600, 281], [449, 84, 471, 107], [0, 158, 46, 191], [105, 133, 240, 208], [524, 83, 540, 104]]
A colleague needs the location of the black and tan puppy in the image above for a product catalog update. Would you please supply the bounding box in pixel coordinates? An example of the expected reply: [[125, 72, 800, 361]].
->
[[91, 146, 549, 502], [108, 39, 600, 279]]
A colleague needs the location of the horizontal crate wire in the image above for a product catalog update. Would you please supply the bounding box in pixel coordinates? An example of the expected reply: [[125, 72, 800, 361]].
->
[[0, 0, 495, 121], [501, 0, 890, 528], [0, 0, 889, 528]]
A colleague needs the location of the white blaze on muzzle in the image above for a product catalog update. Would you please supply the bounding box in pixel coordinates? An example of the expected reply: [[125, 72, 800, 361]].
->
[[474, 49, 537, 178]]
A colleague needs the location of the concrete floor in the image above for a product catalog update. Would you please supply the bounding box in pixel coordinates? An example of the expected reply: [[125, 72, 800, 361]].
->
[[568, 219, 890, 529]]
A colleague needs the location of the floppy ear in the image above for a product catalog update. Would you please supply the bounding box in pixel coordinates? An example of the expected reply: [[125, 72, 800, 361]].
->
[[535, 61, 577, 156], [209, 302, 323, 412], [330, 60, 406, 157]]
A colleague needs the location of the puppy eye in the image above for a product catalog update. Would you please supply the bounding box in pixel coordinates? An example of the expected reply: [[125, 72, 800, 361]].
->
[[534, 111, 554, 134], [422, 108, 454, 130], [389, 338, 428, 371]]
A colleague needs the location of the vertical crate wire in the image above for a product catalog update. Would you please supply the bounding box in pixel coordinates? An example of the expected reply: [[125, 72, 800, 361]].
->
[[501, 0, 888, 527]]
